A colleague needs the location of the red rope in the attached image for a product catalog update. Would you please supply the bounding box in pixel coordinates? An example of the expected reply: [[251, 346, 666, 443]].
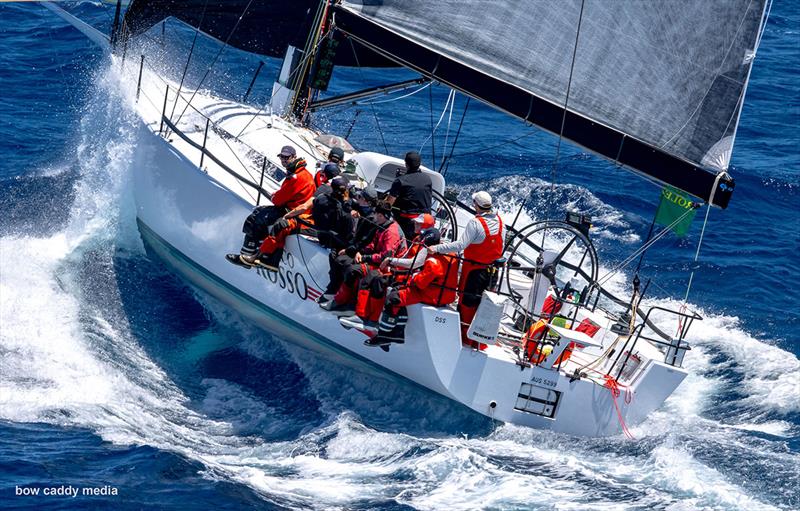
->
[[603, 374, 635, 440]]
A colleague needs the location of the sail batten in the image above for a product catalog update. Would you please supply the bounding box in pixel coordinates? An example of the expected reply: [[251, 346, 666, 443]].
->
[[336, 0, 769, 207]]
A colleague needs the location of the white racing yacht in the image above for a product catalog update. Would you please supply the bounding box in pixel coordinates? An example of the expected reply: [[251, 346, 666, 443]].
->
[[39, 0, 770, 437]]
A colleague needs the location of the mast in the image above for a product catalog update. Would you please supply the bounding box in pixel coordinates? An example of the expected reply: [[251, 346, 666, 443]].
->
[[288, 0, 334, 122]]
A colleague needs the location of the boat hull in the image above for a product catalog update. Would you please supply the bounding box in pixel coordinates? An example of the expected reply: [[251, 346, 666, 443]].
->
[[131, 123, 686, 437]]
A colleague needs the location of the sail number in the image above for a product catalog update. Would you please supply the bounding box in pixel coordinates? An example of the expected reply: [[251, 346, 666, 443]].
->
[[531, 376, 557, 388], [255, 253, 308, 301]]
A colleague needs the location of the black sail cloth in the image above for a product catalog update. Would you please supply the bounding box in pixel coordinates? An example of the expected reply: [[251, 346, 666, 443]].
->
[[121, 0, 394, 67]]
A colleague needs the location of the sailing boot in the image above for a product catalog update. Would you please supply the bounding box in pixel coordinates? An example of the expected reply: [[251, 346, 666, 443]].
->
[[225, 253, 255, 269], [366, 307, 406, 347], [326, 284, 356, 316], [255, 248, 282, 272]]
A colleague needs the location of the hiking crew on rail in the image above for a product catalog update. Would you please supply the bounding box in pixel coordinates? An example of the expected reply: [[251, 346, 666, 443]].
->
[[226, 146, 505, 350]]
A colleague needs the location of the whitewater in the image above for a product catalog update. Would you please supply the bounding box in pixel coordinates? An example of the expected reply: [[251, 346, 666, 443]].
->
[[1, 3, 798, 510]]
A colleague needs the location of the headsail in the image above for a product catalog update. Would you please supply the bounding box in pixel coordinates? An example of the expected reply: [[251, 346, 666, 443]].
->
[[334, 0, 770, 208], [121, 0, 394, 67]]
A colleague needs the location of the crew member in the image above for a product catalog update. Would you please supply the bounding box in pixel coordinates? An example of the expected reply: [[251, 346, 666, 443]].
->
[[339, 213, 436, 334], [251, 176, 350, 271], [386, 151, 432, 239], [322, 201, 406, 316], [226, 145, 315, 268], [311, 175, 353, 251], [429, 191, 504, 350], [363, 227, 459, 347], [314, 147, 344, 187], [318, 185, 379, 304]]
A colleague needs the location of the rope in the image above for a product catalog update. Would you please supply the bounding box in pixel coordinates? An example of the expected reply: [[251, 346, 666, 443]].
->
[[603, 374, 635, 440], [356, 82, 431, 106], [419, 89, 455, 155], [676, 172, 725, 334]]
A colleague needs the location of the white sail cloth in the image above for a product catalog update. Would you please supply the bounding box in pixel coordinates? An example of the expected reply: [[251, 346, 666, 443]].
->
[[340, 0, 768, 172]]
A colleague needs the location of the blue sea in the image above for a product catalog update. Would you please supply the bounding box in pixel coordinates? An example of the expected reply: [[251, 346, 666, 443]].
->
[[1, 2, 798, 510]]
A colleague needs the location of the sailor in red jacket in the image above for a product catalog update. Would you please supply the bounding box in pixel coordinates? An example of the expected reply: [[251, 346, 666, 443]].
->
[[361, 228, 459, 347], [226, 145, 315, 268], [270, 146, 316, 210], [339, 213, 435, 333]]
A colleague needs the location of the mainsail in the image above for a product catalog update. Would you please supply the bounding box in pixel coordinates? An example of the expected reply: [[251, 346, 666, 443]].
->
[[121, 0, 393, 67], [334, 0, 770, 208]]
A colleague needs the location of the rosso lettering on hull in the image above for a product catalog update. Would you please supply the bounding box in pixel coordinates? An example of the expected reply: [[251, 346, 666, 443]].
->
[[255, 252, 309, 301]]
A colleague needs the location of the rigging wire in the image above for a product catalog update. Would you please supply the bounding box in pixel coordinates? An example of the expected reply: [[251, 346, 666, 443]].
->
[[524, 0, 586, 255], [441, 89, 456, 171], [173, 0, 256, 127], [429, 85, 436, 165], [545, 0, 586, 224], [450, 130, 539, 158], [347, 37, 388, 153], [681, 173, 723, 303], [596, 205, 697, 286], [168, 0, 209, 126], [234, 40, 323, 139]]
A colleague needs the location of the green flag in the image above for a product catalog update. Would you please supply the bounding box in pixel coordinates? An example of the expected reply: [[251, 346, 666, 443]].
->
[[654, 187, 697, 237]]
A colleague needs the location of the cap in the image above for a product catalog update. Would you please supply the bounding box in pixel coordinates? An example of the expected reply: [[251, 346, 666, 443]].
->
[[330, 175, 349, 192], [472, 191, 492, 209], [404, 151, 421, 170], [357, 185, 378, 203], [278, 145, 296, 158], [412, 213, 435, 229], [328, 147, 345, 162], [374, 201, 393, 217], [322, 162, 341, 180]]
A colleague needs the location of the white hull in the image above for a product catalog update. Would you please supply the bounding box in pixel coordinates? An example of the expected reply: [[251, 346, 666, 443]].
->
[[131, 118, 687, 437]]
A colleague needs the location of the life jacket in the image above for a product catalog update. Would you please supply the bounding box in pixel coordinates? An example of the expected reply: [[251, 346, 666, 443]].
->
[[463, 214, 504, 265], [414, 253, 459, 306]]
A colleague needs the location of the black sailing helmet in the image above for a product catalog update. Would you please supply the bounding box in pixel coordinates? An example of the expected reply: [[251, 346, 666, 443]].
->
[[419, 227, 441, 246]]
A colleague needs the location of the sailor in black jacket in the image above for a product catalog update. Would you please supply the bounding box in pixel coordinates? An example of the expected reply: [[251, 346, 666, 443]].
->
[[386, 151, 433, 239]]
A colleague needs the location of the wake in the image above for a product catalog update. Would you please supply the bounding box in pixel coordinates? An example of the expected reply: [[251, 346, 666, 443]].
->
[[0, 57, 797, 510]]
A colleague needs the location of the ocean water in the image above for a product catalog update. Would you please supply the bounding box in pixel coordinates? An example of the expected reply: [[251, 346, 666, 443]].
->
[[0, 2, 798, 510]]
